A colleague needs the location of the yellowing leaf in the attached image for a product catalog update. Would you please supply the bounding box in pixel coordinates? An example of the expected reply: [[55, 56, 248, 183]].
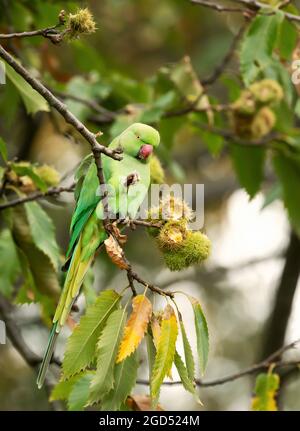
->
[[117, 295, 152, 363], [251, 372, 280, 411], [151, 312, 172, 379], [104, 235, 129, 270], [150, 305, 178, 403], [151, 314, 161, 349]]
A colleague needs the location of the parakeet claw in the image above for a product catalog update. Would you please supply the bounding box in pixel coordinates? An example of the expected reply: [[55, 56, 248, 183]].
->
[[124, 171, 141, 188], [119, 216, 136, 230]]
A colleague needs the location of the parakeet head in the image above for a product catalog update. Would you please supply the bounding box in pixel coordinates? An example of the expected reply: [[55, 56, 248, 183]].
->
[[115, 123, 160, 161]]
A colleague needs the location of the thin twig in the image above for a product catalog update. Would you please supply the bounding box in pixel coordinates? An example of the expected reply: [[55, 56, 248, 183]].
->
[[137, 339, 300, 388], [0, 294, 62, 409], [202, 24, 247, 86], [191, 0, 300, 25], [194, 121, 279, 148], [0, 44, 122, 161], [190, 0, 246, 13], [121, 219, 162, 229], [0, 294, 61, 368], [248, 0, 300, 24], [53, 89, 117, 120], [0, 184, 75, 211], [128, 268, 175, 298], [0, 24, 64, 44]]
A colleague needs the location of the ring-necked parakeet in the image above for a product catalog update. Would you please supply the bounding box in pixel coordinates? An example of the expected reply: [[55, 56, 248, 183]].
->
[[37, 123, 160, 388]]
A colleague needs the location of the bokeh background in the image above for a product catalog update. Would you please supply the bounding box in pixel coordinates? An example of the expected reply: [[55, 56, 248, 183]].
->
[[0, 0, 300, 411]]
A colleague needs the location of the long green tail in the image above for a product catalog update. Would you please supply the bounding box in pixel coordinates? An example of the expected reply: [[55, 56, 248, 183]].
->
[[37, 215, 105, 389], [36, 321, 59, 389]]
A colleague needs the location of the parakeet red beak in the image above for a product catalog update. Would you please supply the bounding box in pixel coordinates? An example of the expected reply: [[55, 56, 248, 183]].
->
[[138, 144, 153, 160]]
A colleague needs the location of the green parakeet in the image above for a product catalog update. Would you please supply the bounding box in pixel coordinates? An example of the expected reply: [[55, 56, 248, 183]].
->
[[37, 123, 160, 388]]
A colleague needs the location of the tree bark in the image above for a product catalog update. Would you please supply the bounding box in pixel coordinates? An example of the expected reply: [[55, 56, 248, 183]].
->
[[261, 230, 300, 359]]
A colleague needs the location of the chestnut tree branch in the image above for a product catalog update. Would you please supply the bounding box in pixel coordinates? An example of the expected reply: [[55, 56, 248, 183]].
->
[[191, 0, 300, 24], [0, 184, 75, 211], [0, 44, 122, 162], [190, 0, 246, 13], [0, 24, 64, 44], [137, 339, 300, 388]]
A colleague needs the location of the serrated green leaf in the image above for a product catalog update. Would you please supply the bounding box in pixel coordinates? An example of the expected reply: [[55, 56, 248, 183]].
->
[[5, 62, 49, 114], [62, 290, 121, 379], [252, 372, 280, 411], [174, 351, 201, 404], [179, 318, 195, 382], [15, 246, 37, 302], [277, 19, 297, 61], [51, 381, 75, 402], [230, 146, 265, 199], [12, 205, 60, 320], [146, 331, 156, 378], [150, 305, 178, 403], [24, 202, 60, 270], [0, 137, 7, 162], [189, 297, 209, 375], [68, 372, 95, 411], [50, 373, 84, 402], [240, 13, 283, 85], [14, 246, 56, 324], [0, 229, 21, 297], [101, 352, 138, 411], [273, 153, 300, 235], [89, 307, 127, 404]]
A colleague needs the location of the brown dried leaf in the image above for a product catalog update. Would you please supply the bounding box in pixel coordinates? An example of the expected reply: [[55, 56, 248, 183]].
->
[[127, 394, 164, 411], [104, 235, 129, 270], [111, 223, 127, 245]]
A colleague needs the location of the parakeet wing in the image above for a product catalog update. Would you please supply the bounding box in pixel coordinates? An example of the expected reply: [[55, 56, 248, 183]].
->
[[66, 157, 111, 257]]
